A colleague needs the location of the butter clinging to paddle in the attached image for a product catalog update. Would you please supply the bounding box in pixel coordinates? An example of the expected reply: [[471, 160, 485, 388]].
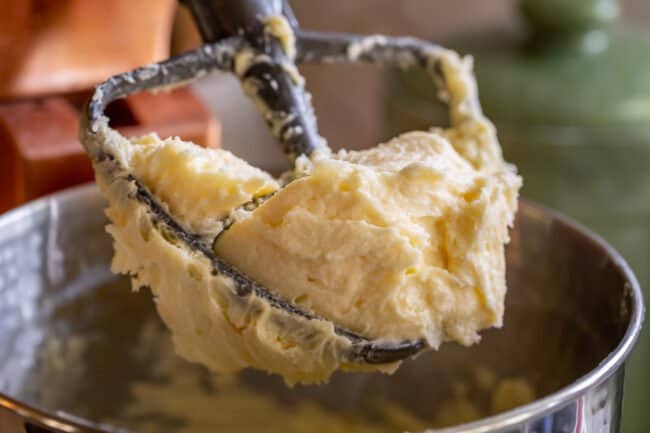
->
[[90, 46, 521, 383]]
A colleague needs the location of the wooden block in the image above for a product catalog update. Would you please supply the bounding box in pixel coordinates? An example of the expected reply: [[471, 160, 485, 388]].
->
[[0, 0, 177, 98], [0, 98, 90, 212], [0, 406, 23, 433], [118, 88, 220, 148], [171, 4, 203, 55], [0, 89, 220, 213]]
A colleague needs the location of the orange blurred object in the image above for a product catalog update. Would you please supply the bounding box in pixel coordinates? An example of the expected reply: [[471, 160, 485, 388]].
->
[[0, 0, 222, 213], [0, 0, 177, 98], [171, 4, 203, 54], [118, 89, 220, 146], [0, 88, 220, 213]]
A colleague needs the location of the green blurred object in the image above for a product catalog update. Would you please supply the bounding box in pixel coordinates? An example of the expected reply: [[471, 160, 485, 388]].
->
[[385, 0, 650, 431]]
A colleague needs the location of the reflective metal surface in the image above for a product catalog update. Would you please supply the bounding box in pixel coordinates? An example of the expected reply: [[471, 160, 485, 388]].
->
[[0, 184, 644, 433]]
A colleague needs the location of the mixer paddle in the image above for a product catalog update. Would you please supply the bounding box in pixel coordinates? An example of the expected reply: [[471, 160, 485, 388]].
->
[[81, 0, 463, 365]]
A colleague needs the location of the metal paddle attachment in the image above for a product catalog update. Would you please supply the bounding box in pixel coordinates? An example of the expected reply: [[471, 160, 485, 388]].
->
[[81, 0, 461, 364]]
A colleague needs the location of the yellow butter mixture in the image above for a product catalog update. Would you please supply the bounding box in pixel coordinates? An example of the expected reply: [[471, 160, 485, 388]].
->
[[89, 46, 521, 383]]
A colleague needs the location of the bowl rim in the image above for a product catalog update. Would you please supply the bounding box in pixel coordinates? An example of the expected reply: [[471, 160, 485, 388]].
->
[[0, 183, 644, 433]]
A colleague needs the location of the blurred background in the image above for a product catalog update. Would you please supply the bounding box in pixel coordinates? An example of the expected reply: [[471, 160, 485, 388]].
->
[[0, 0, 648, 432], [202, 0, 650, 169]]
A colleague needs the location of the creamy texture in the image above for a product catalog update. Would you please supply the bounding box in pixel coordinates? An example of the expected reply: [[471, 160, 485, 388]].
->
[[128, 134, 278, 235], [93, 143, 355, 384], [86, 45, 520, 383], [218, 130, 519, 345], [263, 15, 296, 60]]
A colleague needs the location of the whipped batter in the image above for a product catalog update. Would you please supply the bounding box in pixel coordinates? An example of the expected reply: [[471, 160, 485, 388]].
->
[[87, 42, 520, 383]]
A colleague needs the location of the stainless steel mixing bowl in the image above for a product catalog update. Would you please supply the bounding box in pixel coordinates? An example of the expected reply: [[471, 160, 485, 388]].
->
[[0, 184, 644, 433]]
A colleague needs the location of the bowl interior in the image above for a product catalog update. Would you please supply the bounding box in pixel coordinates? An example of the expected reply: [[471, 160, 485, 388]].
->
[[0, 186, 636, 433]]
